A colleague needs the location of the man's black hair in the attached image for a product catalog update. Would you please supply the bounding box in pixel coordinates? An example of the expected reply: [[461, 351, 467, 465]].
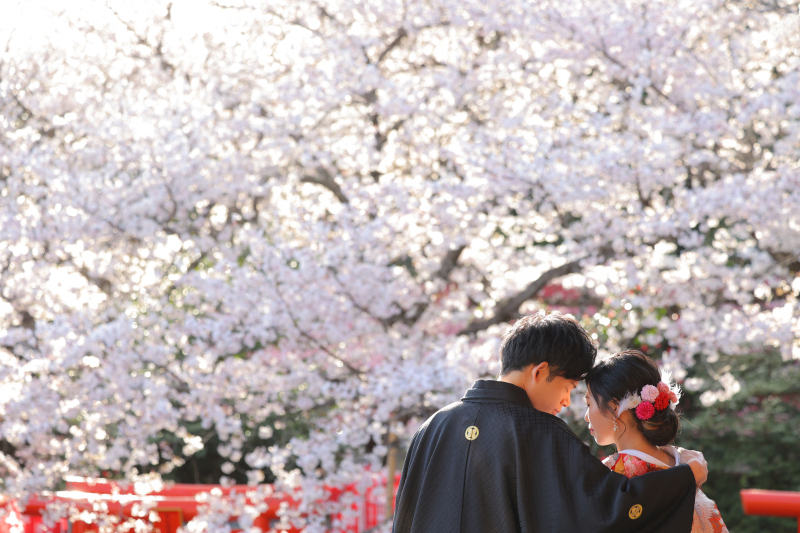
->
[[499, 312, 597, 381]]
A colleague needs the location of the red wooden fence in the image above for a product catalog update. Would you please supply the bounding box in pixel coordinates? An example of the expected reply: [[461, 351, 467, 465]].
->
[[0, 474, 401, 533]]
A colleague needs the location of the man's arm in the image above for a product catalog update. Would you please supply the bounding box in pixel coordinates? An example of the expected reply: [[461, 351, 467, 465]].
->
[[391, 426, 425, 533], [572, 456, 696, 532], [533, 425, 697, 533]]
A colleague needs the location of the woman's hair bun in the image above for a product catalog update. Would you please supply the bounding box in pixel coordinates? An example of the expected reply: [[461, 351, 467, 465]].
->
[[640, 404, 679, 446], [585, 349, 680, 446]]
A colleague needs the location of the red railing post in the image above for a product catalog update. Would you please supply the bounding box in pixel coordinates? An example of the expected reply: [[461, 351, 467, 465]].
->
[[740, 489, 800, 533]]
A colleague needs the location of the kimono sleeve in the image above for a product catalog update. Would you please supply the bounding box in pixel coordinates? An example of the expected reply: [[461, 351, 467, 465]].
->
[[391, 425, 425, 533], [561, 433, 696, 533], [393, 430, 419, 500]]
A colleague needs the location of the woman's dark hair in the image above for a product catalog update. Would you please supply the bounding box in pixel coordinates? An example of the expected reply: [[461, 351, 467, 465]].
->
[[500, 312, 597, 381], [584, 349, 680, 446]]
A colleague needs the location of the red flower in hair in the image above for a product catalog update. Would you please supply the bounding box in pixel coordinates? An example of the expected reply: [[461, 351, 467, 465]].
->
[[669, 391, 678, 403], [654, 391, 670, 411], [636, 402, 655, 420]]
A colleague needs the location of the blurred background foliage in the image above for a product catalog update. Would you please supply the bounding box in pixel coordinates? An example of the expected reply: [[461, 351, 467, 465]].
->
[[568, 306, 800, 533]]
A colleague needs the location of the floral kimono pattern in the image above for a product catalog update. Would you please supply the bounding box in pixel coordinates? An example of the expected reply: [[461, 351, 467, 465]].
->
[[603, 451, 728, 533]]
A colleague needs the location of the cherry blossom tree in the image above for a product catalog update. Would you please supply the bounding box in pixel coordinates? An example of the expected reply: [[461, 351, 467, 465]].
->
[[1, 0, 798, 530]]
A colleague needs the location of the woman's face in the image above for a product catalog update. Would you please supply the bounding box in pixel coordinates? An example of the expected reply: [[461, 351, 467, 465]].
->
[[584, 386, 618, 446]]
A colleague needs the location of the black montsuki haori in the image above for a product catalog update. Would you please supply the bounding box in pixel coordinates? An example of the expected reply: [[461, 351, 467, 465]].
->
[[392, 380, 695, 533]]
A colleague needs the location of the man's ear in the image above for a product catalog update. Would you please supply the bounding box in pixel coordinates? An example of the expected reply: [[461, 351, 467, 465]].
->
[[531, 362, 549, 383]]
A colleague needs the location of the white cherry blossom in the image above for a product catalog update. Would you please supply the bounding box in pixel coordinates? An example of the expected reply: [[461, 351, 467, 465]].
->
[[1, 0, 798, 531]]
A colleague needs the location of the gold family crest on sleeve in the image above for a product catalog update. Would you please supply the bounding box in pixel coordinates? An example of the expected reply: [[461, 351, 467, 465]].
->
[[629, 504, 643, 519]]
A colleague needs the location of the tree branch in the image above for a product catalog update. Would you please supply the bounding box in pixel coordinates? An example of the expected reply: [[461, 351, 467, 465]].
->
[[301, 166, 349, 203], [435, 246, 466, 280], [77, 266, 113, 296], [457, 259, 583, 335], [376, 28, 408, 64]]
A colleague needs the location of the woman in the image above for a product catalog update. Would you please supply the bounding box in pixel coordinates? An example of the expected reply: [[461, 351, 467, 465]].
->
[[584, 349, 728, 533]]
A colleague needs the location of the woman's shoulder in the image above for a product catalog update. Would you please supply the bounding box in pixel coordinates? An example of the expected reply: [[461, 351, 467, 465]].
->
[[601, 453, 619, 469], [613, 452, 668, 478], [602, 453, 627, 475]]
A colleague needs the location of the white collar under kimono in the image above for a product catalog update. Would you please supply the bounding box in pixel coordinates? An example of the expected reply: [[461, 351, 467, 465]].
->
[[617, 446, 681, 468]]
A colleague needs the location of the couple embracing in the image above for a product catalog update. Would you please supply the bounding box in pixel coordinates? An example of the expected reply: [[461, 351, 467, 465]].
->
[[392, 313, 728, 533]]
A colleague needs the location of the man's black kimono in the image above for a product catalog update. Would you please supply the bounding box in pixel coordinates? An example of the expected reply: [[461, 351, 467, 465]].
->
[[392, 380, 695, 533]]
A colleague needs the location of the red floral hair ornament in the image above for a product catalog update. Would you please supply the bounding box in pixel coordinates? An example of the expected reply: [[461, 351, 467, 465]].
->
[[654, 391, 670, 411], [617, 373, 683, 421], [635, 401, 655, 420]]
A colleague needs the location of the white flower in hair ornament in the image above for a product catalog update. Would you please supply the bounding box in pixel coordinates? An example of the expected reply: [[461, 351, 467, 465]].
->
[[616, 371, 682, 421]]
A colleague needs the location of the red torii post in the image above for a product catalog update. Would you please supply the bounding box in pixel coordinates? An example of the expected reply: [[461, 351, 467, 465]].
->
[[740, 489, 800, 533]]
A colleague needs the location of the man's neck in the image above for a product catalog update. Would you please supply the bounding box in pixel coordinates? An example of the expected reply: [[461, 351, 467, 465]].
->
[[498, 371, 525, 388]]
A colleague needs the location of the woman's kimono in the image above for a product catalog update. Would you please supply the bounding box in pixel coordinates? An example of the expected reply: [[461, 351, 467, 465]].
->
[[603, 448, 728, 533]]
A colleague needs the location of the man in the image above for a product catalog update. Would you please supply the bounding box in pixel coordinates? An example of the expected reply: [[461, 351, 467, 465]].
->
[[392, 312, 706, 533]]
